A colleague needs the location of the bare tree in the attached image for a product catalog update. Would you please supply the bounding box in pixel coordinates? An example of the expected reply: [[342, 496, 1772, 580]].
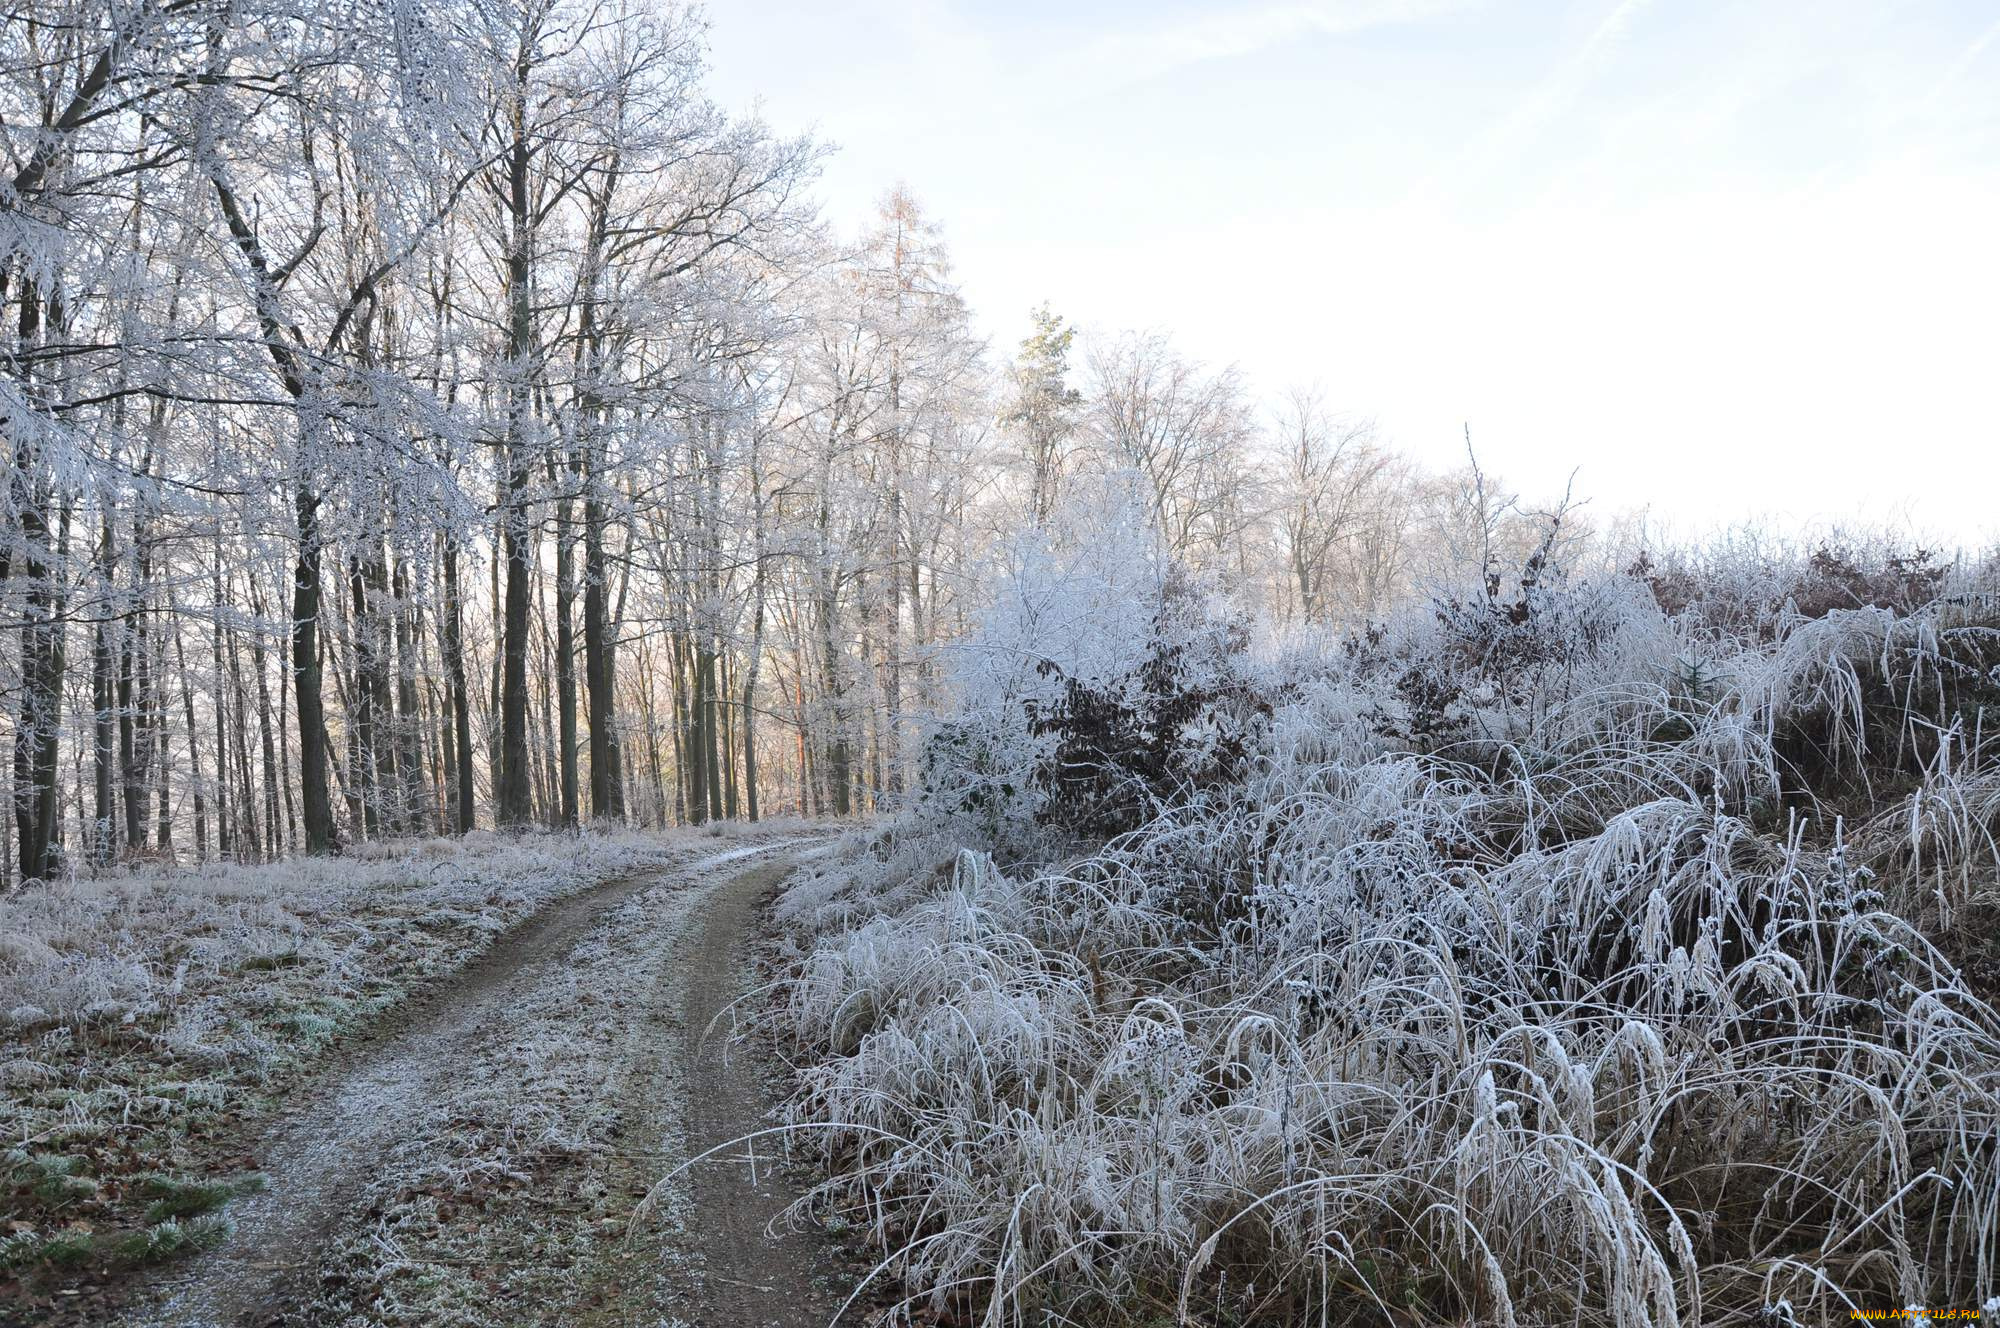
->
[[1081, 332, 1257, 565], [1273, 387, 1392, 622]]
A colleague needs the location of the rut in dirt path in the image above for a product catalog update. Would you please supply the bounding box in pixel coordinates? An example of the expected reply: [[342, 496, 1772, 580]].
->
[[640, 858, 854, 1328], [112, 838, 840, 1328]]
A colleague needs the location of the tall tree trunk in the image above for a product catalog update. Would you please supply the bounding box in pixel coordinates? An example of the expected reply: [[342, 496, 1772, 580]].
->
[[278, 585, 297, 854], [226, 608, 262, 863], [12, 491, 69, 882], [92, 515, 117, 864], [642, 647, 669, 826], [434, 675, 456, 829], [795, 675, 809, 818], [293, 488, 334, 854], [152, 664, 172, 853], [441, 538, 476, 832], [582, 482, 622, 820], [208, 167, 333, 855], [553, 481, 579, 826], [212, 554, 233, 861], [885, 222, 906, 801], [9, 276, 73, 883], [743, 429, 769, 823], [534, 572, 559, 824], [495, 66, 537, 830], [885, 479, 903, 799], [701, 642, 723, 822], [335, 614, 366, 842], [130, 519, 157, 849], [679, 630, 705, 825], [348, 558, 381, 839], [497, 417, 535, 827], [249, 582, 281, 854], [821, 598, 852, 817], [365, 549, 398, 832], [719, 653, 737, 821], [169, 605, 209, 861], [118, 549, 145, 850], [394, 556, 429, 834]]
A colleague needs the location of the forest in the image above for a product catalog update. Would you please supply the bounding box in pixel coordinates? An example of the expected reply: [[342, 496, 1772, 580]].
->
[[3, 1, 1997, 1326], [0, 0, 1491, 881]]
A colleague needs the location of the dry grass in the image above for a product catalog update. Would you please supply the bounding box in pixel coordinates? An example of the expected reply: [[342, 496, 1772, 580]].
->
[[773, 547, 2000, 1328], [0, 826, 688, 1291]]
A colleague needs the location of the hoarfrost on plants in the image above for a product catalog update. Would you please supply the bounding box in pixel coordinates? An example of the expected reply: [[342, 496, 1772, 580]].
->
[[775, 522, 2000, 1328], [0, 828, 685, 1284]]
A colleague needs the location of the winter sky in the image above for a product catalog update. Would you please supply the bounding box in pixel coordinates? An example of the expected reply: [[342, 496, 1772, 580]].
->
[[705, 1, 2000, 544]]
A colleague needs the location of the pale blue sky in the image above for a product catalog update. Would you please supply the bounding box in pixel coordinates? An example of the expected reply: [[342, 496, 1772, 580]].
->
[[706, 1, 2000, 543]]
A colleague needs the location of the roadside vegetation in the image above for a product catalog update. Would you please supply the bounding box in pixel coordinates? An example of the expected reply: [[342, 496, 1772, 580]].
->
[[775, 523, 2000, 1328]]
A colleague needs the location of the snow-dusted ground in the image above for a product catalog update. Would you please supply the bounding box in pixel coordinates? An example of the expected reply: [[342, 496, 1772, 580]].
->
[[4, 827, 692, 1074], [1, 823, 854, 1326]]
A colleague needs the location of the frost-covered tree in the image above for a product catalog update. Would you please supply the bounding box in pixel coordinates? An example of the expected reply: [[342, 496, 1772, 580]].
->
[[1001, 304, 1082, 527], [0, 0, 1606, 881], [1272, 387, 1395, 622], [1080, 331, 1259, 567]]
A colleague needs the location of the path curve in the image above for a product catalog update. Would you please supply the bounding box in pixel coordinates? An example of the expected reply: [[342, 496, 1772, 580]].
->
[[108, 838, 847, 1328]]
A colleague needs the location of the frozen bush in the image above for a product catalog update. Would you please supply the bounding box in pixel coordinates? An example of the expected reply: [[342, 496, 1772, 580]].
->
[[776, 534, 2000, 1328]]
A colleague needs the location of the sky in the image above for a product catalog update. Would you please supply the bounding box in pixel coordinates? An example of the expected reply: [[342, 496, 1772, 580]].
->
[[704, 1, 2000, 545]]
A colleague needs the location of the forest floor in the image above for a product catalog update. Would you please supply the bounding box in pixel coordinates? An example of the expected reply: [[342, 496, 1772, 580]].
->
[[4, 831, 877, 1328]]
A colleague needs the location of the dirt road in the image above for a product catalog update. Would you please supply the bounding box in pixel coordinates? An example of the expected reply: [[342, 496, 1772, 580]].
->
[[109, 838, 853, 1328]]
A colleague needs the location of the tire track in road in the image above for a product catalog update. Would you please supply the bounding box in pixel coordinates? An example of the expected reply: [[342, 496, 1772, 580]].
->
[[110, 837, 842, 1328]]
